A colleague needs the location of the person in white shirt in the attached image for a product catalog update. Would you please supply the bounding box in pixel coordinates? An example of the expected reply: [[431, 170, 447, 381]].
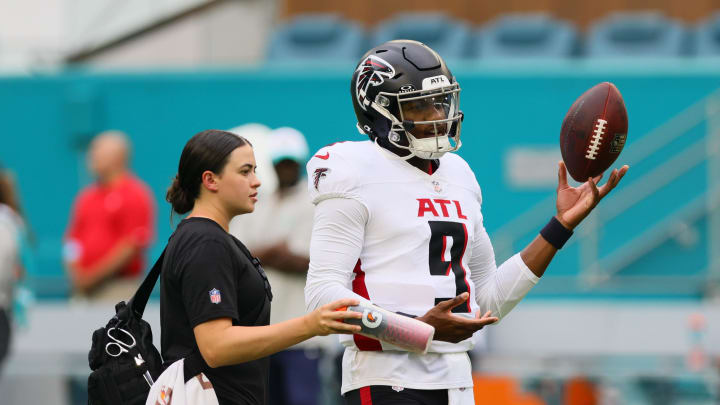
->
[[230, 127, 327, 405], [0, 168, 25, 379], [304, 40, 629, 405]]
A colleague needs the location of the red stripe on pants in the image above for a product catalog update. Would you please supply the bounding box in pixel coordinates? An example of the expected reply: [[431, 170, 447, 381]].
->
[[359, 386, 373, 405]]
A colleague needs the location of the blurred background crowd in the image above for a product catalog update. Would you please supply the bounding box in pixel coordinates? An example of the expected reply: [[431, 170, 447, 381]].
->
[[0, 0, 719, 404]]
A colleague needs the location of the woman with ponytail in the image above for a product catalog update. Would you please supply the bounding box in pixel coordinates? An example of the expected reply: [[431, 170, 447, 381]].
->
[[159, 130, 362, 404]]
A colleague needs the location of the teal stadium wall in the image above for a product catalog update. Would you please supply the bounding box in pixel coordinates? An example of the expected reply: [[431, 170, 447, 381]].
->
[[1, 61, 718, 299]]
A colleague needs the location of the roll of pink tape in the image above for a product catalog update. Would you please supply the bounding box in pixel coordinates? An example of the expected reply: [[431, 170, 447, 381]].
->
[[344, 303, 435, 353]]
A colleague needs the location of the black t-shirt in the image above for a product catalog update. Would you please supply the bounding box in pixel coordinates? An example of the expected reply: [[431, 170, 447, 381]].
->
[[160, 217, 272, 405]]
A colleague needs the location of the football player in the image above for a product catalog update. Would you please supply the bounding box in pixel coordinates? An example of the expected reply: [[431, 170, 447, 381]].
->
[[305, 40, 628, 405]]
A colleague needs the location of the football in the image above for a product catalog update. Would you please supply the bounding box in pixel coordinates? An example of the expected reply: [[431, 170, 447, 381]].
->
[[560, 82, 628, 182]]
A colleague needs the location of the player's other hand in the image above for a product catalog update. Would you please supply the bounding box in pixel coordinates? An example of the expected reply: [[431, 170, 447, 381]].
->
[[556, 161, 629, 229], [305, 298, 363, 337], [416, 293, 498, 343]]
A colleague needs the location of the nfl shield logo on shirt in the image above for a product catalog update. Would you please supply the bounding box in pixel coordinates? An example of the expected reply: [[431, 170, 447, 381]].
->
[[209, 288, 222, 304], [432, 180, 442, 193]]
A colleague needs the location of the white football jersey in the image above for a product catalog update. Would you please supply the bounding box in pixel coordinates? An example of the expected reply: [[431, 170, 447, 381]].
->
[[309, 140, 481, 350], [305, 140, 538, 393]]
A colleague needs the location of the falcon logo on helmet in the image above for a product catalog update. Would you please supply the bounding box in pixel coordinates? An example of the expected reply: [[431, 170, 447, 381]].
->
[[355, 55, 395, 111]]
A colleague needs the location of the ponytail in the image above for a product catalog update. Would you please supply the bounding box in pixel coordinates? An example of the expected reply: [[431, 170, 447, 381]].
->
[[165, 175, 195, 215]]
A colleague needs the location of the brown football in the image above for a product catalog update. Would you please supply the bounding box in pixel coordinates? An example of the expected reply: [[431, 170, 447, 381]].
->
[[560, 82, 628, 182]]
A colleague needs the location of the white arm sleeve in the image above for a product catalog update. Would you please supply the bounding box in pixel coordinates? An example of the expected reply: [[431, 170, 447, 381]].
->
[[468, 219, 539, 320], [305, 197, 372, 312]]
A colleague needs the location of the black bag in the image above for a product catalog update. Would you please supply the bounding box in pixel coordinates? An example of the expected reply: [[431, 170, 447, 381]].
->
[[87, 250, 166, 405]]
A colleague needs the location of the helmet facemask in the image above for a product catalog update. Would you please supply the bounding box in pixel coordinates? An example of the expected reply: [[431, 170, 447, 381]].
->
[[374, 83, 462, 160]]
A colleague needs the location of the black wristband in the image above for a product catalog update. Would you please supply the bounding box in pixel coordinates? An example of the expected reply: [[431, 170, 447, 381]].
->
[[540, 216, 573, 249]]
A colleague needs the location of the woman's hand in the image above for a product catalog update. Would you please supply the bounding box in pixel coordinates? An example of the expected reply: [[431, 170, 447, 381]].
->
[[556, 161, 629, 229], [304, 298, 363, 336], [416, 293, 499, 343]]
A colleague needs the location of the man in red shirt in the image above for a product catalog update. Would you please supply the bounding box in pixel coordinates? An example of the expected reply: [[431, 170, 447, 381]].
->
[[64, 131, 155, 301]]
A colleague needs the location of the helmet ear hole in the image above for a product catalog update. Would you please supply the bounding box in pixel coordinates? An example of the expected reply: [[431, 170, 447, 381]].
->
[[374, 116, 391, 136]]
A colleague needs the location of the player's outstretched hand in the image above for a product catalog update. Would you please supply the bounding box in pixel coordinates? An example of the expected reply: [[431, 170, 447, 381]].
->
[[304, 298, 363, 336], [555, 161, 629, 229], [416, 292, 498, 343]]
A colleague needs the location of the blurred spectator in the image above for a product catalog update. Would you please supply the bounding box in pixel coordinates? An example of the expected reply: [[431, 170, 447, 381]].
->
[[63, 131, 155, 301], [0, 166, 26, 377], [229, 127, 325, 405]]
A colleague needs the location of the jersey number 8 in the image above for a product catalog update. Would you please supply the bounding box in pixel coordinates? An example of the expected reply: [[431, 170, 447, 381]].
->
[[428, 221, 471, 313]]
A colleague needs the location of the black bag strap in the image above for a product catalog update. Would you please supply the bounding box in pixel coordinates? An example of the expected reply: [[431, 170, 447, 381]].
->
[[127, 248, 167, 318], [229, 236, 273, 301]]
